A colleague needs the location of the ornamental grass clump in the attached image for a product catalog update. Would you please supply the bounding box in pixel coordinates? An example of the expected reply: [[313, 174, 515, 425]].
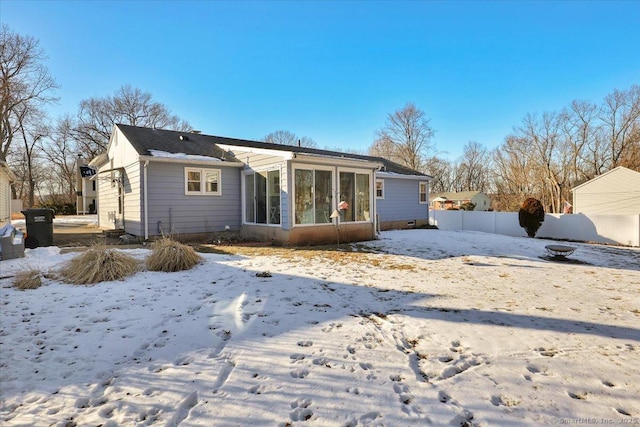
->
[[59, 245, 139, 284], [146, 237, 202, 272], [14, 269, 42, 290]]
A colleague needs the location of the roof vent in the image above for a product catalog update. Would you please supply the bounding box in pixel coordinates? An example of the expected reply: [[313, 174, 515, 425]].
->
[[190, 130, 201, 134], [179, 135, 189, 141]]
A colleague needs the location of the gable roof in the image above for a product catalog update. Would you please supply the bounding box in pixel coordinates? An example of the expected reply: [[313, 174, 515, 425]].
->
[[572, 166, 640, 191], [115, 124, 429, 177], [116, 123, 240, 162]]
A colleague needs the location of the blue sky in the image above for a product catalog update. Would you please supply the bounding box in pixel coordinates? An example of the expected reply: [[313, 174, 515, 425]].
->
[[2, 1, 639, 160]]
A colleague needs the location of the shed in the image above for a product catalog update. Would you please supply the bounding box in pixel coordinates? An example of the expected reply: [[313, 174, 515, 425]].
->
[[572, 166, 640, 215]]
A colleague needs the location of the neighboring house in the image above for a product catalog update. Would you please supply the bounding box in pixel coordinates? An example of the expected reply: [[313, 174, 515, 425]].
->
[[76, 156, 98, 214], [91, 124, 431, 245], [429, 191, 491, 211], [0, 161, 16, 227], [572, 166, 640, 215]]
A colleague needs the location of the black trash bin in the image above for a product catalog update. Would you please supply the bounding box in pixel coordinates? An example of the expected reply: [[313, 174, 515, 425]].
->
[[21, 208, 55, 248]]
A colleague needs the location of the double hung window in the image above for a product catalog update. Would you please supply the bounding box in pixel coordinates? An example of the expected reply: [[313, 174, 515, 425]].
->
[[419, 182, 428, 204]]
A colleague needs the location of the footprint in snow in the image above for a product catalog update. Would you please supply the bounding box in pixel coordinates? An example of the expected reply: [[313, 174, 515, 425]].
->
[[289, 398, 313, 422], [290, 369, 309, 379]]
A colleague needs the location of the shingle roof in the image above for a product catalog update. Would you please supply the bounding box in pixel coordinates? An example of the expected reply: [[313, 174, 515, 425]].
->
[[430, 191, 486, 201], [115, 123, 429, 176]]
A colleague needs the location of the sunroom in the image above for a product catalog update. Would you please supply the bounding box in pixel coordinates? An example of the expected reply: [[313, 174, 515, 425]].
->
[[236, 150, 382, 246]]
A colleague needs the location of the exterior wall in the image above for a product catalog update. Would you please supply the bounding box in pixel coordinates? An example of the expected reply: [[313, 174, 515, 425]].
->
[[471, 193, 491, 211], [377, 178, 429, 226], [430, 210, 640, 247], [96, 164, 140, 232], [0, 169, 12, 226], [229, 148, 290, 231], [289, 222, 375, 246], [573, 167, 640, 215], [122, 162, 143, 236], [97, 128, 143, 231], [379, 219, 430, 231], [145, 162, 241, 237]]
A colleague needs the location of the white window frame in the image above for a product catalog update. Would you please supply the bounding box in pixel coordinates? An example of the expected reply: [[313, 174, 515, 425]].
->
[[419, 181, 428, 204], [292, 165, 334, 227], [184, 167, 222, 196], [338, 168, 374, 224], [376, 179, 384, 199], [243, 168, 281, 226]]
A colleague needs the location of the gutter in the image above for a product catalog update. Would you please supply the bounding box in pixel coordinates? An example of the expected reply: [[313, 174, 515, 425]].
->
[[137, 155, 244, 168], [144, 160, 149, 241]]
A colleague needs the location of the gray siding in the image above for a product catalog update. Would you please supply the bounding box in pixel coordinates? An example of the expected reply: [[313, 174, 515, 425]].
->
[[145, 162, 241, 236], [123, 162, 143, 235], [377, 178, 429, 222]]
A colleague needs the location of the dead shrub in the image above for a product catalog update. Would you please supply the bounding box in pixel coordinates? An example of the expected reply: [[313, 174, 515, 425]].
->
[[146, 237, 202, 272], [14, 269, 42, 290], [59, 245, 139, 284]]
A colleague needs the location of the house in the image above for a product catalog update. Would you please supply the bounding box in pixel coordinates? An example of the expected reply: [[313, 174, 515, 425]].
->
[[76, 156, 98, 214], [0, 161, 16, 227], [429, 191, 491, 211], [572, 166, 640, 215], [91, 124, 431, 245]]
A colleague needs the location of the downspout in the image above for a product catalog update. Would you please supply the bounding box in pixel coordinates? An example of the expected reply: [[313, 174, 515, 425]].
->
[[144, 161, 149, 241]]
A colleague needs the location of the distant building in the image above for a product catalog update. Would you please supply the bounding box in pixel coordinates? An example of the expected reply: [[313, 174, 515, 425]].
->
[[0, 161, 16, 227], [429, 191, 491, 211], [572, 166, 640, 215]]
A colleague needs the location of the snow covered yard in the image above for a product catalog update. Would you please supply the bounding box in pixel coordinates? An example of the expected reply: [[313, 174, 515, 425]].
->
[[1, 229, 639, 426]]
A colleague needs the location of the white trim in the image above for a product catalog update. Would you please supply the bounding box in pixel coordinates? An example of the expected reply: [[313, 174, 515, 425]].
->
[[376, 171, 431, 181], [242, 168, 282, 226], [184, 167, 222, 196], [217, 144, 295, 160], [295, 153, 382, 170], [138, 155, 244, 168], [337, 168, 374, 224], [291, 165, 335, 227], [419, 181, 429, 204]]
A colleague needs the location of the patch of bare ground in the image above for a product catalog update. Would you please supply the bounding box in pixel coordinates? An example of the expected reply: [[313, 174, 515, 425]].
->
[[194, 243, 417, 271]]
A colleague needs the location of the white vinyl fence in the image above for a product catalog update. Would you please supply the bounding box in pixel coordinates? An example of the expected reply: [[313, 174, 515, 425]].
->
[[429, 210, 640, 247]]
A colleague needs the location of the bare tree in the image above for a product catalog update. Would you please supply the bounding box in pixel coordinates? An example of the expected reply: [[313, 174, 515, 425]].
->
[[455, 141, 491, 192], [263, 130, 317, 148], [13, 104, 49, 208], [40, 116, 79, 204], [0, 25, 57, 163], [491, 135, 540, 212], [424, 156, 455, 193], [371, 102, 435, 171], [599, 84, 640, 171], [73, 85, 192, 158]]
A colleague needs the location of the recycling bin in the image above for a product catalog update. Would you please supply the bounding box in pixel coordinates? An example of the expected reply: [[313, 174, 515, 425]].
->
[[21, 208, 55, 248]]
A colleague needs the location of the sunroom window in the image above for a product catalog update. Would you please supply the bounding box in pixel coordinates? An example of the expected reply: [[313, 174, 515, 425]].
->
[[245, 170, 280, 225], [339, 171, 371, 222], [294, 168, 332, 225]]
